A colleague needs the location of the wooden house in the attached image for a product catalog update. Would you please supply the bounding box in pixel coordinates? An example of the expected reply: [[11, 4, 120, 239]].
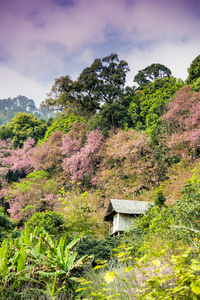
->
[[104, 199, 151, 235]]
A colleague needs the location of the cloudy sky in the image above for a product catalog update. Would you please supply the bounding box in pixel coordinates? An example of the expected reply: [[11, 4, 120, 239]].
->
[[0, 0, 200, 107]]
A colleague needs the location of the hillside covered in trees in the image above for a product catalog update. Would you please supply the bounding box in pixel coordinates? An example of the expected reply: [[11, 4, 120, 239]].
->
[[0, 54, 200, 299]]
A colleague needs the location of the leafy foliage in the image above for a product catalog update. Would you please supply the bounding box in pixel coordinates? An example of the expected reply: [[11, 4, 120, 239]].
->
[[0, 95, 54, 126], [5, 170, 59, 223], [43, 53, 130, 118], [0, 53, 200, 299], [134, 63, 172, 88], [27, 211, 67, 236], [2, 139, 35, 181], [134, 172, 200, 253], [154, 186, 166, 208], [0, 138, 13, 186], [135, 247, 200, 300], [78, 170, 200, 299], [43, 113, 85, 141], [89, 87, 134, 136], [0, 224, 90, 299], [150, 126, 181, 182], [128, 77, 183, 132], [97, 129, 158, 198], [187, 54, 200, 84], [30, 130, 64, 174], [5, 112, 47, 148], [76, 235, 120, 262], [0, 207, 19, 242], [170, 174, 200, 237], [59, 185, 100, 236], [0, 125, 13, 140]]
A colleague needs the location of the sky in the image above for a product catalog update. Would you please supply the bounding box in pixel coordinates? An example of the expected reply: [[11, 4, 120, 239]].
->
[[0, 0, 200, 107]]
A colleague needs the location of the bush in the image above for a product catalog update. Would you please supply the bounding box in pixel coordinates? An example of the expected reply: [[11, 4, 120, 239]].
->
[[43, 114, 85, 141], [76, 235, 120, 262], [27, 211, 67, 236], [0, 207, 19, 242]]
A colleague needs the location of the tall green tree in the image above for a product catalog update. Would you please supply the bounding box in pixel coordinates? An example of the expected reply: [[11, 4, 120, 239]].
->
[[187, 54, 200, 84], [41, 75, 78, 113], [89, 86, 134, 135], [134, 63, 172, 89], [128, 77, 183, 132], [5, 112, 47, 148], [42, 53, 130, 118], [0, 125, 13, 140]]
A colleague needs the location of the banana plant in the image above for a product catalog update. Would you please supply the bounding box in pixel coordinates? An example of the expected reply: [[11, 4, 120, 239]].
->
[[0, 223, 90, 298]]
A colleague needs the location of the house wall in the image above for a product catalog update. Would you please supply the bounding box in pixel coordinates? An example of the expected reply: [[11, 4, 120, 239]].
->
[[119, 214, 135, 231], [113, 213, 120, 233], [112, 213, 136, 234]]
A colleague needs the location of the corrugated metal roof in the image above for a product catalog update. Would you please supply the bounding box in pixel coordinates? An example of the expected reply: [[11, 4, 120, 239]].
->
[[104, 199, 151, 221]]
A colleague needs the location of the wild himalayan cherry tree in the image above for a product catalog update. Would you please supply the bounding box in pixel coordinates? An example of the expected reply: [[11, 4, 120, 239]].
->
[[0, 138, 12, 186], [30, 130, 64, 172], [31, 122, 89, 177], [162, 86, 200, 157], [96, 129, 158, 198], [5, 171, 59, 222], [7, 188, 58, 222], [2, 138, 35, 176], [62, 128, 104, 185]]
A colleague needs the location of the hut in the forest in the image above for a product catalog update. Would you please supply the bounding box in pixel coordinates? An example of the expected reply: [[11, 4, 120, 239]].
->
[[104, 199, 151, 235]]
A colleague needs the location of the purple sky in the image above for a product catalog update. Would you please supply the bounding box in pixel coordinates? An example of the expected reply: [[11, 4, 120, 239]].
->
[[0, 0, 200, 107]]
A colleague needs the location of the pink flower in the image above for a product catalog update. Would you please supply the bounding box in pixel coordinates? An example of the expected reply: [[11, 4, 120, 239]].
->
[[62, 129, 104, 184]]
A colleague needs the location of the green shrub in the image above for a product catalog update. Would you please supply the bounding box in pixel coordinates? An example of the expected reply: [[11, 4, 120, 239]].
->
[[43, 114, 85, 141], [0, 207, 19, 242], [154, 185, 166, 208], [27, 211, 67, 237], [76, 235, 120, 262]]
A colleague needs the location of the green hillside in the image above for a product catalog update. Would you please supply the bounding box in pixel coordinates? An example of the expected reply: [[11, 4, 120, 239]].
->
[[0, 54, 200, 299]]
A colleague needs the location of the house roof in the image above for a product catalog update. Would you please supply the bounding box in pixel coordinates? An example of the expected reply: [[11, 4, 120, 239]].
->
[[104, 199, 151, 221]]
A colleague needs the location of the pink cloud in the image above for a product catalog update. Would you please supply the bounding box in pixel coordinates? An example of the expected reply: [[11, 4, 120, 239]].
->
[[0, 0, 200, 103], [1, 0, 199, 58]]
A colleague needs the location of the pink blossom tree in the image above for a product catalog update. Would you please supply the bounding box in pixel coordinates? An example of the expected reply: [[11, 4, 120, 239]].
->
[[2, 138, 35, 178], [0, 138, 13, 186], [62, 128, 104, 186], [6, 171, 60, 222], [30, 131, 64, 173], [7, 191, 60, 222], [162, 86, 200, 157], [96, 129, 158, 198]]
